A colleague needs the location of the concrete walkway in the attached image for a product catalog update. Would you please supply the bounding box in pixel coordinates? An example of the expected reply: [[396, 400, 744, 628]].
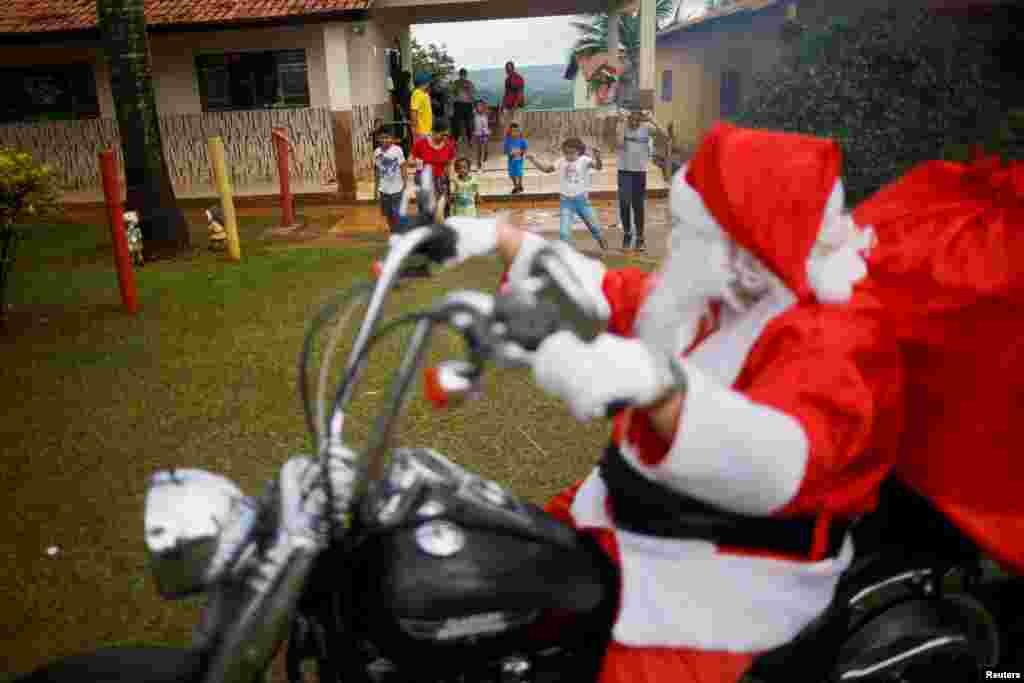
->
[[59, 137, 668, 207], [327, 194, 671, 264]]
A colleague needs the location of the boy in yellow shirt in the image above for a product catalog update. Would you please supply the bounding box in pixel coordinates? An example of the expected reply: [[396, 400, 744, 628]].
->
[[409, 72, 433, 142]]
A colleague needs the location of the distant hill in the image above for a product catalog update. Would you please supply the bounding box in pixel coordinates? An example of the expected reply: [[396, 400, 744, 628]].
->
[[466, 64, 574, 111]]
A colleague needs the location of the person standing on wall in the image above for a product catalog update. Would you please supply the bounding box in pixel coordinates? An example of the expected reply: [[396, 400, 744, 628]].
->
[[500, 61, 526, 132], [617, 108, 667, 252], [409, 72, 434, 144], [450, 68, 477, 155]]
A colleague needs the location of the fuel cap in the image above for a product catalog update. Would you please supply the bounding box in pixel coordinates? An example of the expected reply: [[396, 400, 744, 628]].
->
[[415, 520, 466, 557]]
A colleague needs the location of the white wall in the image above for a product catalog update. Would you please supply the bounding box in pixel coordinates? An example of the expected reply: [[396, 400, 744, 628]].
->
[[0, 19, 404, 120], [151, 24, 331, 115]]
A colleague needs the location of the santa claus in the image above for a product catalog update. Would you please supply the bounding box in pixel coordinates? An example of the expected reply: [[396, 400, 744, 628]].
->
[[440, 122, 905, 682]]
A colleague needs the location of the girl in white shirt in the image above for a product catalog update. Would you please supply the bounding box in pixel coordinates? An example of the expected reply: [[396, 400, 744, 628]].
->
[[527, 137, 608, 249]]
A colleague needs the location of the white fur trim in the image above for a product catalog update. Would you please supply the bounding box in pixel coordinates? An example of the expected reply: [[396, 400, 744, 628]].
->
[[805, 182, 869, 304], [686, 285, 795, 386], [568, 466, 853, 651], [623, 359, 809, 516], [668, 165, 726, 251], [612, 526, 852, 650]]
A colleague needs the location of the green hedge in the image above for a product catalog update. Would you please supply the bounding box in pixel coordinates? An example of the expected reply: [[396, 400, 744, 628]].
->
[[735, 6, 1021, 205]]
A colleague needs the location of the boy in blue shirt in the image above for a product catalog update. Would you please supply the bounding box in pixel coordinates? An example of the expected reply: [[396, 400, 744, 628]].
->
[[504, 123, 527, 194]]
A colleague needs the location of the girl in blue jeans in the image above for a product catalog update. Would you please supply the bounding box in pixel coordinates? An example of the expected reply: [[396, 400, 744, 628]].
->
[[526, 138, 608, 249]]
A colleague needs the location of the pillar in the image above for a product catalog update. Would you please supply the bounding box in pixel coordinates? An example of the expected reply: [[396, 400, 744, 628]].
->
[[324, 23, 357, 200], [400, 26, 412, 75], [638, 0, 657, 110]]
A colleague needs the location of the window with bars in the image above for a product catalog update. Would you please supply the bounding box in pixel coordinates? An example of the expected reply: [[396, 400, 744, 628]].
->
[[195, 49, 310, 112], [0, 63, 100, 123]]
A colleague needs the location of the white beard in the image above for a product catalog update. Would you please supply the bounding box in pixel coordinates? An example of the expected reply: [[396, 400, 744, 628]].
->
[[634, 232, 780, 360], [634, 233, 732, 360]]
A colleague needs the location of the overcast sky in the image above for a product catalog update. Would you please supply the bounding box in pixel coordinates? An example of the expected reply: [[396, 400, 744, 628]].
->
[[409, 1, 705, 70], [411, 17, 582, 70]]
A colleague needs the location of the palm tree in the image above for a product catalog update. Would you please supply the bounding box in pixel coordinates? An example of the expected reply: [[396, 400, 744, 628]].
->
[[571, 0, 677, 106], [97, 0, 190, 260]]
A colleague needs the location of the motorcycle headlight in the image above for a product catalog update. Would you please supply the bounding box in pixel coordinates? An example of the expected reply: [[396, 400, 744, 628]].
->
[[144, 469, 258, 598]]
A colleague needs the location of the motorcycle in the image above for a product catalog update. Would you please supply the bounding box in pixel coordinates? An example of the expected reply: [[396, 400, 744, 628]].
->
[[16, 189, 1023, 683]]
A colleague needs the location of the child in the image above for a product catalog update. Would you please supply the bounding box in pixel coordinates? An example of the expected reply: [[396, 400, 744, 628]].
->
[[472, 100, 491, 171], [450, 158, 481, 217], [412, 119, 456, 220], [504, 122, 527, 194], [526, 138, 608, 249], [374, 127, 408, 232]]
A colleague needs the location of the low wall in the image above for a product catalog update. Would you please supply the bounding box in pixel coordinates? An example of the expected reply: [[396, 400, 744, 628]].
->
[[0, 107, 337, 191]]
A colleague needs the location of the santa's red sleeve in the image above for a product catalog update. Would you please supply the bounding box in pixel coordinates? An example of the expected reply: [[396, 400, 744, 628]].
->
[[619, 303, 904, 520]]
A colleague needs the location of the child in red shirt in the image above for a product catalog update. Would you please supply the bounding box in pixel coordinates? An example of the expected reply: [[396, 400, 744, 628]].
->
[[412, 119, 457, 219]]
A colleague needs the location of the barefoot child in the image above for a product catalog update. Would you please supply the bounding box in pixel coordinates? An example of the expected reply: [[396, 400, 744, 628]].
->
[[504, 122, 527, 194], [450, 158, 482, 217], [526, 138, 608, 249], [374, 127, 409, 232], [472, 100, 491, 171]]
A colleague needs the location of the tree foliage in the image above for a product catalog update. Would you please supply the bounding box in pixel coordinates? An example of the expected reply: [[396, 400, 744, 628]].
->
[[411, 37, 456, 84], [1, 147, 61, 322], [734, 5, 1023, 204], [0, 149, 60, 228]]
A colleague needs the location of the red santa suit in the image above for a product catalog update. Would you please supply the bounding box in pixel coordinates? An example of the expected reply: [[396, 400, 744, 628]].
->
[[853, 155, 1024, 574], [514, 123, 905, 682]]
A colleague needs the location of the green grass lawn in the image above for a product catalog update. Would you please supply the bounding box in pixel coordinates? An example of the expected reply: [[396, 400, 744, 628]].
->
[[1, 214, 646, 675]]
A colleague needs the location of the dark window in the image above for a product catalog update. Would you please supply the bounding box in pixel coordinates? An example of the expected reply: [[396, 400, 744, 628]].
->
[[720, 68, 742, 118], [0, 63, 100, 123], [196, 49, 310, 112], [661, 69, 673, 102]]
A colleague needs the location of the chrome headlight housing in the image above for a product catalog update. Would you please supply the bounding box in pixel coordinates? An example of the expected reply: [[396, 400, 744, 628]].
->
[[144, 469, 259, 598]]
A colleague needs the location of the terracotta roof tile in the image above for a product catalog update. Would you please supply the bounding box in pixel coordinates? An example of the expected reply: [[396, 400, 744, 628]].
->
[[0, 0, 371, 34]]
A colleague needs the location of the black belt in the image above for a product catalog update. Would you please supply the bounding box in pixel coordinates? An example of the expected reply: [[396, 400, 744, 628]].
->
[[600, 444, 849, 560]]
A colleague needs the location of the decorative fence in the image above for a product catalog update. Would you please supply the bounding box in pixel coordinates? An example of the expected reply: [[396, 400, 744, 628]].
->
[[0, 107, 336, 191], [513, 108, 621, 156]]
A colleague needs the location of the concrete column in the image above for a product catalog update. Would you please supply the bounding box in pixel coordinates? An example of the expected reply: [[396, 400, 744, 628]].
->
[[638, 0, 657, 110], [399, 26, 412, 75], [323, 23, 357, 199]]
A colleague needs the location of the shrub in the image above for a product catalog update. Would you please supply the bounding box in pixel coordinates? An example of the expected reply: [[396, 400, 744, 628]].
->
[[1, 147, 62, 320], [735, 5, 1021, 204]]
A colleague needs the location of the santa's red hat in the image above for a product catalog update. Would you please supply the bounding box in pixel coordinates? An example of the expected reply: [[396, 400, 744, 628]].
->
[[673, 122, 867, 303]]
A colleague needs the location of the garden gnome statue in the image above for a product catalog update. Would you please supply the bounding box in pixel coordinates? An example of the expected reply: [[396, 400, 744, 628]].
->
[[206, 206, 228, 252], [123, 211, 145, 267]]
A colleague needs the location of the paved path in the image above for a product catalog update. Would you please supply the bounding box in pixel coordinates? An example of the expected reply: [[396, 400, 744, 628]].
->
[[328, 195, 671, 264]]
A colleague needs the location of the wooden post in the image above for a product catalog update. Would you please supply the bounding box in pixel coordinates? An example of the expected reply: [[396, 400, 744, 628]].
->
[[207, 137, 241, 261], [98, 150, 139, 315], [272, 127, 297, 227], [639, 0, 657, 110]]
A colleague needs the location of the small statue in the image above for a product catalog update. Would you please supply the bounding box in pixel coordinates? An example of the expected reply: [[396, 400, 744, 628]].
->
[[123, 211, 145, 267], [206, 205, 228, 252]]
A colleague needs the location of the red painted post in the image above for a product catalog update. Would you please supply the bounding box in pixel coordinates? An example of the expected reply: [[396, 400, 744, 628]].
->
[[272, 127, 296, 227], [98, 150, 139, 315]]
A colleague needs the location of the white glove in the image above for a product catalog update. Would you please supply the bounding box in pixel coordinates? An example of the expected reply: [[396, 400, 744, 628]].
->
[[441, 215, 500, 267], [532, 331, 676, 422]]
